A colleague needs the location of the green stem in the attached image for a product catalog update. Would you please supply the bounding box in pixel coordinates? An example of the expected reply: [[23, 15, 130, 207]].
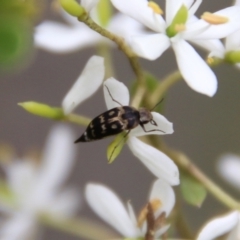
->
[[64, 114, 91, 126], [162, 145, 240, 210], [149, 71, 182, 106], [40, 214, 118, 240], [97, 43, 115, 79], [78, 14, 145, 85]]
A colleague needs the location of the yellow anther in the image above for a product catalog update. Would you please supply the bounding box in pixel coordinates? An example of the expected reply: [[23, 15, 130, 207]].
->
[[137, 199, 162, 227], [207, 57, 214, 65], [201, 12, 228, 25], [175, 23, 186, 32], [148, 1, 163, 14]]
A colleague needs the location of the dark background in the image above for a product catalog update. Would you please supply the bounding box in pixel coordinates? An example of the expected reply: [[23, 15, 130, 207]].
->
[[0, 0, 240, 239]]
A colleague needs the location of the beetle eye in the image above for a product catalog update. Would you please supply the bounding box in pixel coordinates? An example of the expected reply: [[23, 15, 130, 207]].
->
[[150, 119, 157, 126]]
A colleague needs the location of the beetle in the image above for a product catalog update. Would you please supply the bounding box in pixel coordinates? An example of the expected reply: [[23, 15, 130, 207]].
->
[[74, 85, 164, 143]]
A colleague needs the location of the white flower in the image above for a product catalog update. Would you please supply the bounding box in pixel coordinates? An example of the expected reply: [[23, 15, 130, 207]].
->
[[111, 0, 240, 96], [196, 211, 240, 240], [207, 0, 240, 68], [217, 154, 240, 191], [104, 78, 179, 185], [62, 55, 105, 115], [0, 124, 80, 240], [35, 1, 145, 53], [86, 179, 175, 238]]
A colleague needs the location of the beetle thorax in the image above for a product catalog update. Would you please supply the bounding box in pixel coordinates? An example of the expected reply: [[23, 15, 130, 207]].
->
[[139, 108, 153, 124]]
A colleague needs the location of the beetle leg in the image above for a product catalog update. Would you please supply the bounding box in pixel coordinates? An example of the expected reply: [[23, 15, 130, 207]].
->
[[140, 123, 165, 133]]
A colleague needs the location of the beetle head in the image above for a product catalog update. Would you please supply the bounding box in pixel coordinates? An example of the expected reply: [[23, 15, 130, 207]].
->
[[139, 108, 157, 126]]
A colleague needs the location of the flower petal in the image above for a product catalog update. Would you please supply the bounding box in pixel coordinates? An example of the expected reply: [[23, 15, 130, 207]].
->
[[217, 154, 240, 190], [0, 212, 36, 240], [149, 179, 175, 217], [191, 6, 240, 39], [131, 34, 170, 60], [130, 112, 173, 137], [103, 78, 130, 109], [85, 183, 140, 237], [81, 0, 99, 12], [47, 188, 80, 217], [111, 0, 165, 32], [172, 40, 217, 96], [197, 211, 239, 240], [32, 124, 76, 205], [62, 56, 104, 114], [190, 39, 224, 53], [226, 213, 240, 240], [35, 21, 101, 53], [225, 29, 240, 51], [128, 137, 179, 185], [108, 14, 146, 47]]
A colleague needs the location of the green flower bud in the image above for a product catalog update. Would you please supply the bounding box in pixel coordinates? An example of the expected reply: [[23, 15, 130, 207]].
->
[[166, 4, 188, 38], [225, 50, 240, 64], [59, 0, 85, 17], [97, 0, 112, 27], [107, 132, 127, 163], [18, 101, 64, 120]]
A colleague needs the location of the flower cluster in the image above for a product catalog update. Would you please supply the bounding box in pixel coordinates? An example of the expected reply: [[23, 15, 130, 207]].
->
[[4, 0, 240, 239]]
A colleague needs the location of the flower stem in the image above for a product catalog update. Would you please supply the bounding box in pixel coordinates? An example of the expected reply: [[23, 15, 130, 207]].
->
[[40, 214, 118, 240], [149, 71, 182, 106], [162, 145, 240, 210], [64, 114, 91, 126], [78, 14, 145, 85]]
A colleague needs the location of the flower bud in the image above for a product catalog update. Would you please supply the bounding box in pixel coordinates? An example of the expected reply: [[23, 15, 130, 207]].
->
[[225, 50, 240, 64], [18, 101, 64, 120], [59, 0, 85, 17]]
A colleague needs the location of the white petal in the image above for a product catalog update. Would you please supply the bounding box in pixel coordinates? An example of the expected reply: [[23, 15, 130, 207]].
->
[[155, 225, 170, 238], [190, 38, 224, 53], [235, 0, 240, 6], [149, 179, 175, 217], [108, 14, 146, 47], [226, 213, 240, 240], [128, 137, 179, 186], [172, 40, 217, 96], [81, 0, 99, 12], [103, 78, 130, 109], [131, 34, 170, 60], [197, 211, 239, 240], [111, 0, 165, 32], [225, 29, 240, 51], [47, 188, 80, 217], [85, 183, 140, 237], [217, 154, 240, 190], [32, 125, 76, 205], [127, 201, 138, 227], [188, 0, 202, 17], [0, 212, 36, 240], [130, 112, 173, 137], [35, 21, 101, 53], [192, 6, 240, 39], [62, 56, 104, 114]]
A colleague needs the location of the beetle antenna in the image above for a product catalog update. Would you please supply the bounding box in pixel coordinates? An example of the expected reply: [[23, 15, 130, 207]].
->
[[150, 98, 164, 111]]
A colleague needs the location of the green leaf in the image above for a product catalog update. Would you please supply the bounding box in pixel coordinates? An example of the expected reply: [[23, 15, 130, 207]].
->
[[18, 101, 64, 120], [0, 14, 33, 72], [180, 172, 207, 207], [107, 132, 128, 163]]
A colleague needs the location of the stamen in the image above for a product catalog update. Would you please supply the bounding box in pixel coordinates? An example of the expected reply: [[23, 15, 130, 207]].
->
[[137, 199, 162, 227], [201, 12, 228, 25], [175, 23, 186, 32], [207, 57, 214, 65], [148, 1, 163, 15]]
